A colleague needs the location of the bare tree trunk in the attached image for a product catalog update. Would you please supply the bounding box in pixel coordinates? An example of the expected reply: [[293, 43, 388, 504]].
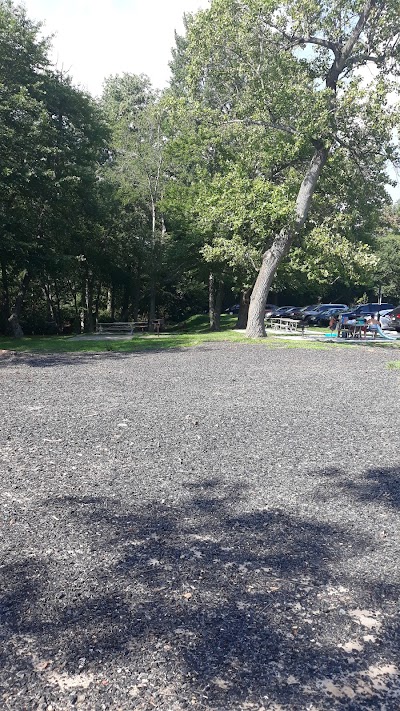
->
[[53, 279, 62, 333], [107, 288, 112, 316], [209, 271, 216, 330], [111, 286, 116, 321], [132, 263, 140, 321], [81, 270, 94, 333], [148, 196, 157, 333], [149, 278, 156, 332], [85, 276, 94, 333], [8, 270, 30, 338], [246, 146, 329, 338], [68, 280, 80, 332], [236, 288, 251, 329], [214, 278, 224, 331], [42, 282, 55, 321], [1, 255, 10, 326], [120, 283, 130, 321], [94, 282, 102, 326]]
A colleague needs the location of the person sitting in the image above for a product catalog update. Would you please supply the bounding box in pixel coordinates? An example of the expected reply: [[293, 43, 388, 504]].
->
[[366, 314, 379, 338]]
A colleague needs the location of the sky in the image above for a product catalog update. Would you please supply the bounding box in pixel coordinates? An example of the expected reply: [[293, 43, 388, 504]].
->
[[23, 0, 399, 201], [23, 0, 210, 95]]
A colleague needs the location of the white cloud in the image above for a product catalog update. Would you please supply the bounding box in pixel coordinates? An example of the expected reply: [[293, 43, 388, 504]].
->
[[23, 0, 210, 96]]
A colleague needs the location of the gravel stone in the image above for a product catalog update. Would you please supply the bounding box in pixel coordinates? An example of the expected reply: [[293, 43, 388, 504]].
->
[[1, 343, 399, 710]]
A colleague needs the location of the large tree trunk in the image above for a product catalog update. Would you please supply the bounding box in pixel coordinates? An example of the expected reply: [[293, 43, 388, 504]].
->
[[120, 282, 130, 321], [1, 255, 10, 327], [209, 271, 216, 330], [214, 278, 224, 331], [68, 279, 80, 332], [42, 281, 55, 322], [149, 277, 156, 332], [82, 270, 94, 333], [8, 270, 30, 338], [94, 282, 102, 326], [132, 263, 141, 322], [53, 279, 62, 333], [107, 288, 113, 316], [209, 274, 224, 331], [236, 288, 251, 329], [246, 146, 329, 338]]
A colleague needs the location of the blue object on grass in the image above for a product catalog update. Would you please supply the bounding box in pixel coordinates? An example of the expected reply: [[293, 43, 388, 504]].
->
[[374, 324, 396, 341]]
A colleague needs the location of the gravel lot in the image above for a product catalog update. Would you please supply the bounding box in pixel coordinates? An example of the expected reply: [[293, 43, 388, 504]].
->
[[1, 343, 400, 711]]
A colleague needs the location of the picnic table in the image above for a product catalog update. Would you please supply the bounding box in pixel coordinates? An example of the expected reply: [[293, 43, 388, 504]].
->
[[265, 317, 305, 334], [96, 319, 164, 335]]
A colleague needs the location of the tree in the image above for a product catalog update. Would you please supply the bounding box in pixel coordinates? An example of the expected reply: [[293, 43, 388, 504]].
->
[[175, 0, 400, 336], [374, 204, 400, 301], [0, 1, 109, 336], [101, 74, 170, 327]]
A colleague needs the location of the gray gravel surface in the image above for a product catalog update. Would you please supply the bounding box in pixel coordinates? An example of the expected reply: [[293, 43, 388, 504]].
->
[[1, 343, 400, 711]]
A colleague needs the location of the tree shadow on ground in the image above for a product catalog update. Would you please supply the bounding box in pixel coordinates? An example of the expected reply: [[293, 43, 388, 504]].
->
[[0, 352, 135, 369], [1, 478, 400, 709], [0, 343, 216, 369], [337, 466, 400, 510]]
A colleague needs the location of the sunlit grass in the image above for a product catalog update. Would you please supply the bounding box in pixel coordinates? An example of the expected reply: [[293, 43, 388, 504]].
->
[[0, 313, 398, 355], [0, 330, 331, 354]]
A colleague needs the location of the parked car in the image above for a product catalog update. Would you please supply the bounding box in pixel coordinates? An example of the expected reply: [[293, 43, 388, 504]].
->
[[341, 302, 394, 320], [227, 302, 277, 316], [303, 303, 348, 324], [226, 304, 240, 314], [266, 305, 296, 318], [291, 305, 319, 320], [388, 306, 400, 331], [311, 306, 348, 326]]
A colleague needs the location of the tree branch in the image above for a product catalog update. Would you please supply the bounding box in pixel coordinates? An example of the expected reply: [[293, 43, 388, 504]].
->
[[267, 22, 339, 55], [220, 118, 298, 136]]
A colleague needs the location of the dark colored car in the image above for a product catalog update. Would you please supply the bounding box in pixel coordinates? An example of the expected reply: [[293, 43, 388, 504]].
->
[[311, 306, 348, 326], [341, 302, 394, 320], [303, 304, 348, 324], [389, 305, 400, 331], [266, 306, 297, 318], [227, 302, 276, 315], [291, 305, 319, 320], [226, 304, 240, 314]]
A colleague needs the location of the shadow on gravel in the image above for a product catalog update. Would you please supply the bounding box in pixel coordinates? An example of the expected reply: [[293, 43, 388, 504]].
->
[[338, 466, 400, 510], [304, 465, 400, 511], [0, 352, 136, 369], [1, 478, 399, 709], [0, 346, 197, 369]]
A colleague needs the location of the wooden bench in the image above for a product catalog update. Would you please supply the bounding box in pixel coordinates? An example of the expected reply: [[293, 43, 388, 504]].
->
[[97, 322, 135, 334], [265, 317, 305, 334], [97, 320, 164, 335]]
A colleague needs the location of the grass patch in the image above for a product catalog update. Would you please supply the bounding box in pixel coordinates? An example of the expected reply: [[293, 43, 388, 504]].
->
[[388, 360, 400, 369], [1, 314, 398, 355], [169, 313, 237, 333], [0, 329, 331, 354]]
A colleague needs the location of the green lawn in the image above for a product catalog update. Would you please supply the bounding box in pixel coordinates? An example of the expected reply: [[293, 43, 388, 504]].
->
[[0, 314, 399, 355]]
